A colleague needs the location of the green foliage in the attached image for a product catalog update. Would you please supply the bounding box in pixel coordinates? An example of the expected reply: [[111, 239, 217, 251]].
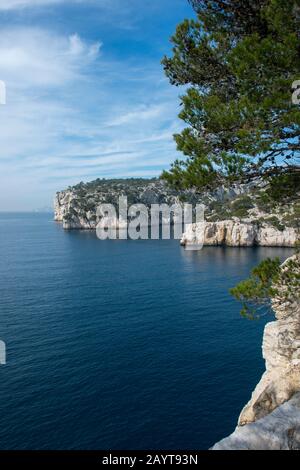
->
[[230, 258, 282, 319], [266, 174, 300, 204], [230, 207, 249, 218], [206, 195, 255, 220], [231, 196, 254, 210], [231, 254, 300, 318], [207, 200, 231, 220], [188, 1, 270, 37], [162, 0, 300, 196], [282, 203, 300, 229], [72, 178, 158, 193], [230, 195, 254, 217], [257, 216, 285, 231], [255, 190, 275, 213]]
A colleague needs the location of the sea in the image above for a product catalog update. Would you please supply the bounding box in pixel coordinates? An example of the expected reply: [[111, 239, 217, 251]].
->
[[0, 212, 293, 449]]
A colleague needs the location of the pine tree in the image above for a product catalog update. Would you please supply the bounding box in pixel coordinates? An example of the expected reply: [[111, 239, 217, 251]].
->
[[162, 0, 300, 201]]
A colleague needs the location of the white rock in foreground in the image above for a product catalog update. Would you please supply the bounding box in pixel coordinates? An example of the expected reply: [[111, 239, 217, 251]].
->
[[212, 392, 300, 450], [213, 255, 300, 450], [238, 256, 300, 425]]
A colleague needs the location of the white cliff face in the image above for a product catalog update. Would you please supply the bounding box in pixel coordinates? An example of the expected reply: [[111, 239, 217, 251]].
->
[[53, 180, 194, 230], [54, 191, 98, 230], [238, 255, 300, 426], [257, 226, 297, 247], [54, 192, 69, 222], [213, 255, 300, 450], [181, 221, 256, 246], [212, 392, 300, 450], [180, 221, 297, 247]]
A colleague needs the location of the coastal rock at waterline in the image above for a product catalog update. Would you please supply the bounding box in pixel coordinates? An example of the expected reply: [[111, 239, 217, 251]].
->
[[257, 226, 298, 247], [180, 221, 256, 246], [213, 255, 300, 449], [62, 215, 128, 231], [54, 191, 75, 222], [180, 221, 297, 247], [212, 392, 300, 450], [238, 255, 300, 426]]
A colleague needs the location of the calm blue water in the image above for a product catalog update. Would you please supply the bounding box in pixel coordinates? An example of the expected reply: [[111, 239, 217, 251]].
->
[[0, 213, 293, 450]]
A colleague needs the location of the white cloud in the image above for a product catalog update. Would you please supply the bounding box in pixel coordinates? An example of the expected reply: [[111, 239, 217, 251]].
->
[[0, 0, 72, 10], [108, 104, 166, 127], [69, 33, 102, 58], [0, 28, 101, 87], [69, 33, 85, 55]]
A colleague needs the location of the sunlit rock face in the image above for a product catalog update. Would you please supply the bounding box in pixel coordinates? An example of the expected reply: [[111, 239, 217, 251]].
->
[[213, 255, 300, 450], [238, 255, 300, 426], [54, 180, 202, 230], [180, 221, 297, 247], [212, 392, 300, 450]]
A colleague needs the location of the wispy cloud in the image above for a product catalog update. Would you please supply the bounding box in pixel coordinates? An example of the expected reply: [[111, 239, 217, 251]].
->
[[0, 0, 77, 10], [0, 28, 101, 87], [108, 104, 167, 127]]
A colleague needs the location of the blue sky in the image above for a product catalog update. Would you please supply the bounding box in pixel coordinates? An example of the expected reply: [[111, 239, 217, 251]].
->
[[0, 0, 194, 211]]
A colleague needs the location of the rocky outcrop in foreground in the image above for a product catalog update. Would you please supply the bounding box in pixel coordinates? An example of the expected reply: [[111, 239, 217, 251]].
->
[[213, 255, 300, 450], [212, 393, 300, 450], [180, 221, 297, 247], [238, 256, 300, 425]]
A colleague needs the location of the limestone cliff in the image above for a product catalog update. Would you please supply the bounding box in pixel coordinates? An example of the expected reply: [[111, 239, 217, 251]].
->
[[180, 221, 297, 248], [213, 254, 300, 450], [212, 393, 300, 450], [55, 178, 298, 246], [238, 255, 300, 425], [54, 178, 254, 231], [54, 179, 202, 230]]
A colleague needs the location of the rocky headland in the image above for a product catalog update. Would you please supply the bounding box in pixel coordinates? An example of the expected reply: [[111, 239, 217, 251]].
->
[[55, 178, 202, 230], [55, 178, 298, 247]]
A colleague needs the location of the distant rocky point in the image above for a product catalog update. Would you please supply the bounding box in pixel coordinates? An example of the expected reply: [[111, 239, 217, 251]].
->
[[54, 178, 201, 229]]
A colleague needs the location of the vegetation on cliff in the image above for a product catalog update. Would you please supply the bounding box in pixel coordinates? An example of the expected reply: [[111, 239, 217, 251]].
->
[[230, 254, 300, 318]]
